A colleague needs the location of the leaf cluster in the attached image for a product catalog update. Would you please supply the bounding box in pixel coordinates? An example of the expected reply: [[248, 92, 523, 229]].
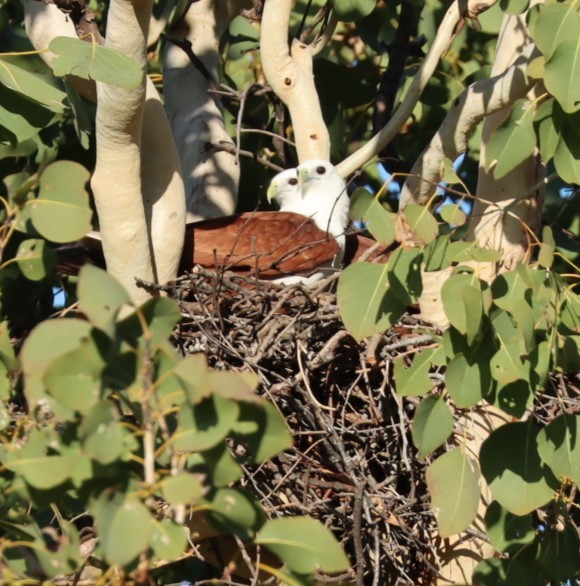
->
[[0, 266, 349, 583]]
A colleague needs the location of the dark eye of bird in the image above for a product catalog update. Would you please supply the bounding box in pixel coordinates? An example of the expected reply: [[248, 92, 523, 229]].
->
[[289, 178, 298, 186], [316, 166, 326, 175]]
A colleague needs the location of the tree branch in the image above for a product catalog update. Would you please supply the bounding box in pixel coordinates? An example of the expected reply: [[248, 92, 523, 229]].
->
[[400, 42, 537, 208], [336, 0, 499, 178], [260, 0, 330, 162], [163, 0, 242, 220]]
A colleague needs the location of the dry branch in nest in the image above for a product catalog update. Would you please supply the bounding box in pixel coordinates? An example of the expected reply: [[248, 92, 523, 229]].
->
[[157, 266, 446, 585]]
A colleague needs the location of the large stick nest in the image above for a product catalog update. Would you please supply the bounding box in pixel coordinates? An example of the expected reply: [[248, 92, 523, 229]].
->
[[161, 267, 445, 585]]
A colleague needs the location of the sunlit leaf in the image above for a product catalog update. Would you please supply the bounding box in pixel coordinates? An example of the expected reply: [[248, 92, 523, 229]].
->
[[402, 205, 439, 245], [412, 396, 453, 459], [0, 58, 67, 113], [94, 496, 152, 566], [50, 37, 142, 90], [426, 449, 480, 537], [78, 265, 131, 337], [487, 101, 537, 179], [161, 473, 205, 506], [15, 239, 56, 281], [256, 517, 350, 573], [350, 187, 396, 245], [337, 262, 406, 341], [536, 414, 579, 484], [544, 37, 580, 114], [28, 160, 92, 243], [480, 421, 557, 515], [394, 349, 433, 397]]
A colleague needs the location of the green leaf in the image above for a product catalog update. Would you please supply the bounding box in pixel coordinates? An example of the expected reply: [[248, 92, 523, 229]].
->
[[538, 518, 580, 581], [201, 444, 243, 487], [484, 501, 534, 554], [486, 100, 537, 179], [28, 160, 92, 243], [49, 37, 143, 90], [544, 36, 580, 114], [538, 225, 555, 268], [534, 98, 559, 162], [425, 448, 480, 537], [337, 262, 406, 341], [119, 297, 181, 346], [441, 274, 487, 344], [15, 238, 56, 281], [0, 84, 58, 144], [173, 354, 212, 405], [0, 58, 68, 113], [492, 269, 531, 313], [332, 0, 376, 22], [445, 353, 490, 407], [94, 496, 152, 566], [402, 205, 439, 245], [78, 265, 131, 337], [207, 487, 263, 535], [490, 342, 527, 386], [349, 188, 396, 245], [161, 473, 205, 505], [256, 517, 350, 574], [480, 421, 557, 515], [536, 414, 579, 484], [394, 349, 433, 397], [21, 318, 92, 406], [174, 396, 239, 452], [553, 106, 580, 183], [440, 203, 467, 227], [83, 421, 132, 465], [209, 370, 259, 402], [387, 247, 423, 304], [237, 401, 293, 463], [411, 396, 453, 459], [6, 455, 78, 489], [149, 519, 187, 562], [529, 1, 580, 60], [44, 336, 105, 414]]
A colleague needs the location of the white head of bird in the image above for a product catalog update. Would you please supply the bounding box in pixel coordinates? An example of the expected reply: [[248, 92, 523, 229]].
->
[[296, 159, 350, 240], [266, 168, 301, 214]]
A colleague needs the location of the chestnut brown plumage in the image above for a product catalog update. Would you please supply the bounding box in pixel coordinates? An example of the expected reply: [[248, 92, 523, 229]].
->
[[179, 211, 340, 279]]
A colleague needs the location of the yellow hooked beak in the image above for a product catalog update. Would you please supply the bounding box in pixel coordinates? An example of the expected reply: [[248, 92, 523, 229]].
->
[[266, 180, 279, 203]]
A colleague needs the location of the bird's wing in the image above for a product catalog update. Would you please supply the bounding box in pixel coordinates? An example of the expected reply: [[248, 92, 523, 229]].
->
[[182, 211, 339, 278]]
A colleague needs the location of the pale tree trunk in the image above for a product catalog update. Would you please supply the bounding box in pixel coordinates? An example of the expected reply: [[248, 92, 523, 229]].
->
[[163, 0, 248, 220], [260, 0, 330, 162], [22, 0, 186, 303], [467, 9, 546, 283]]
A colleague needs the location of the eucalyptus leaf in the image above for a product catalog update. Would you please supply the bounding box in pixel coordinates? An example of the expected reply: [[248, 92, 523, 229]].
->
[[426, 449, 480, 537], [78, 265, 131, 337], [256, 517, 350, 574], [480, 421, 558, 515], [50, 37, 143, 90], [486, 101, 537, 179], [349, 188, 396, 245], [28, 160, 92, 243], [411, 396, 453, 459], [0, 58, 67, 113], [15, 239, 56, 281], [536, 414, 579, 484], [337, 262, 406, 341], [402, 205, 439, 245]]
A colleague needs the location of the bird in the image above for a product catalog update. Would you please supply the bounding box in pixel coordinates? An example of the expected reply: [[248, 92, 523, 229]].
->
[[267, 160, 350, 284], [56, 163, 390, 284]]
